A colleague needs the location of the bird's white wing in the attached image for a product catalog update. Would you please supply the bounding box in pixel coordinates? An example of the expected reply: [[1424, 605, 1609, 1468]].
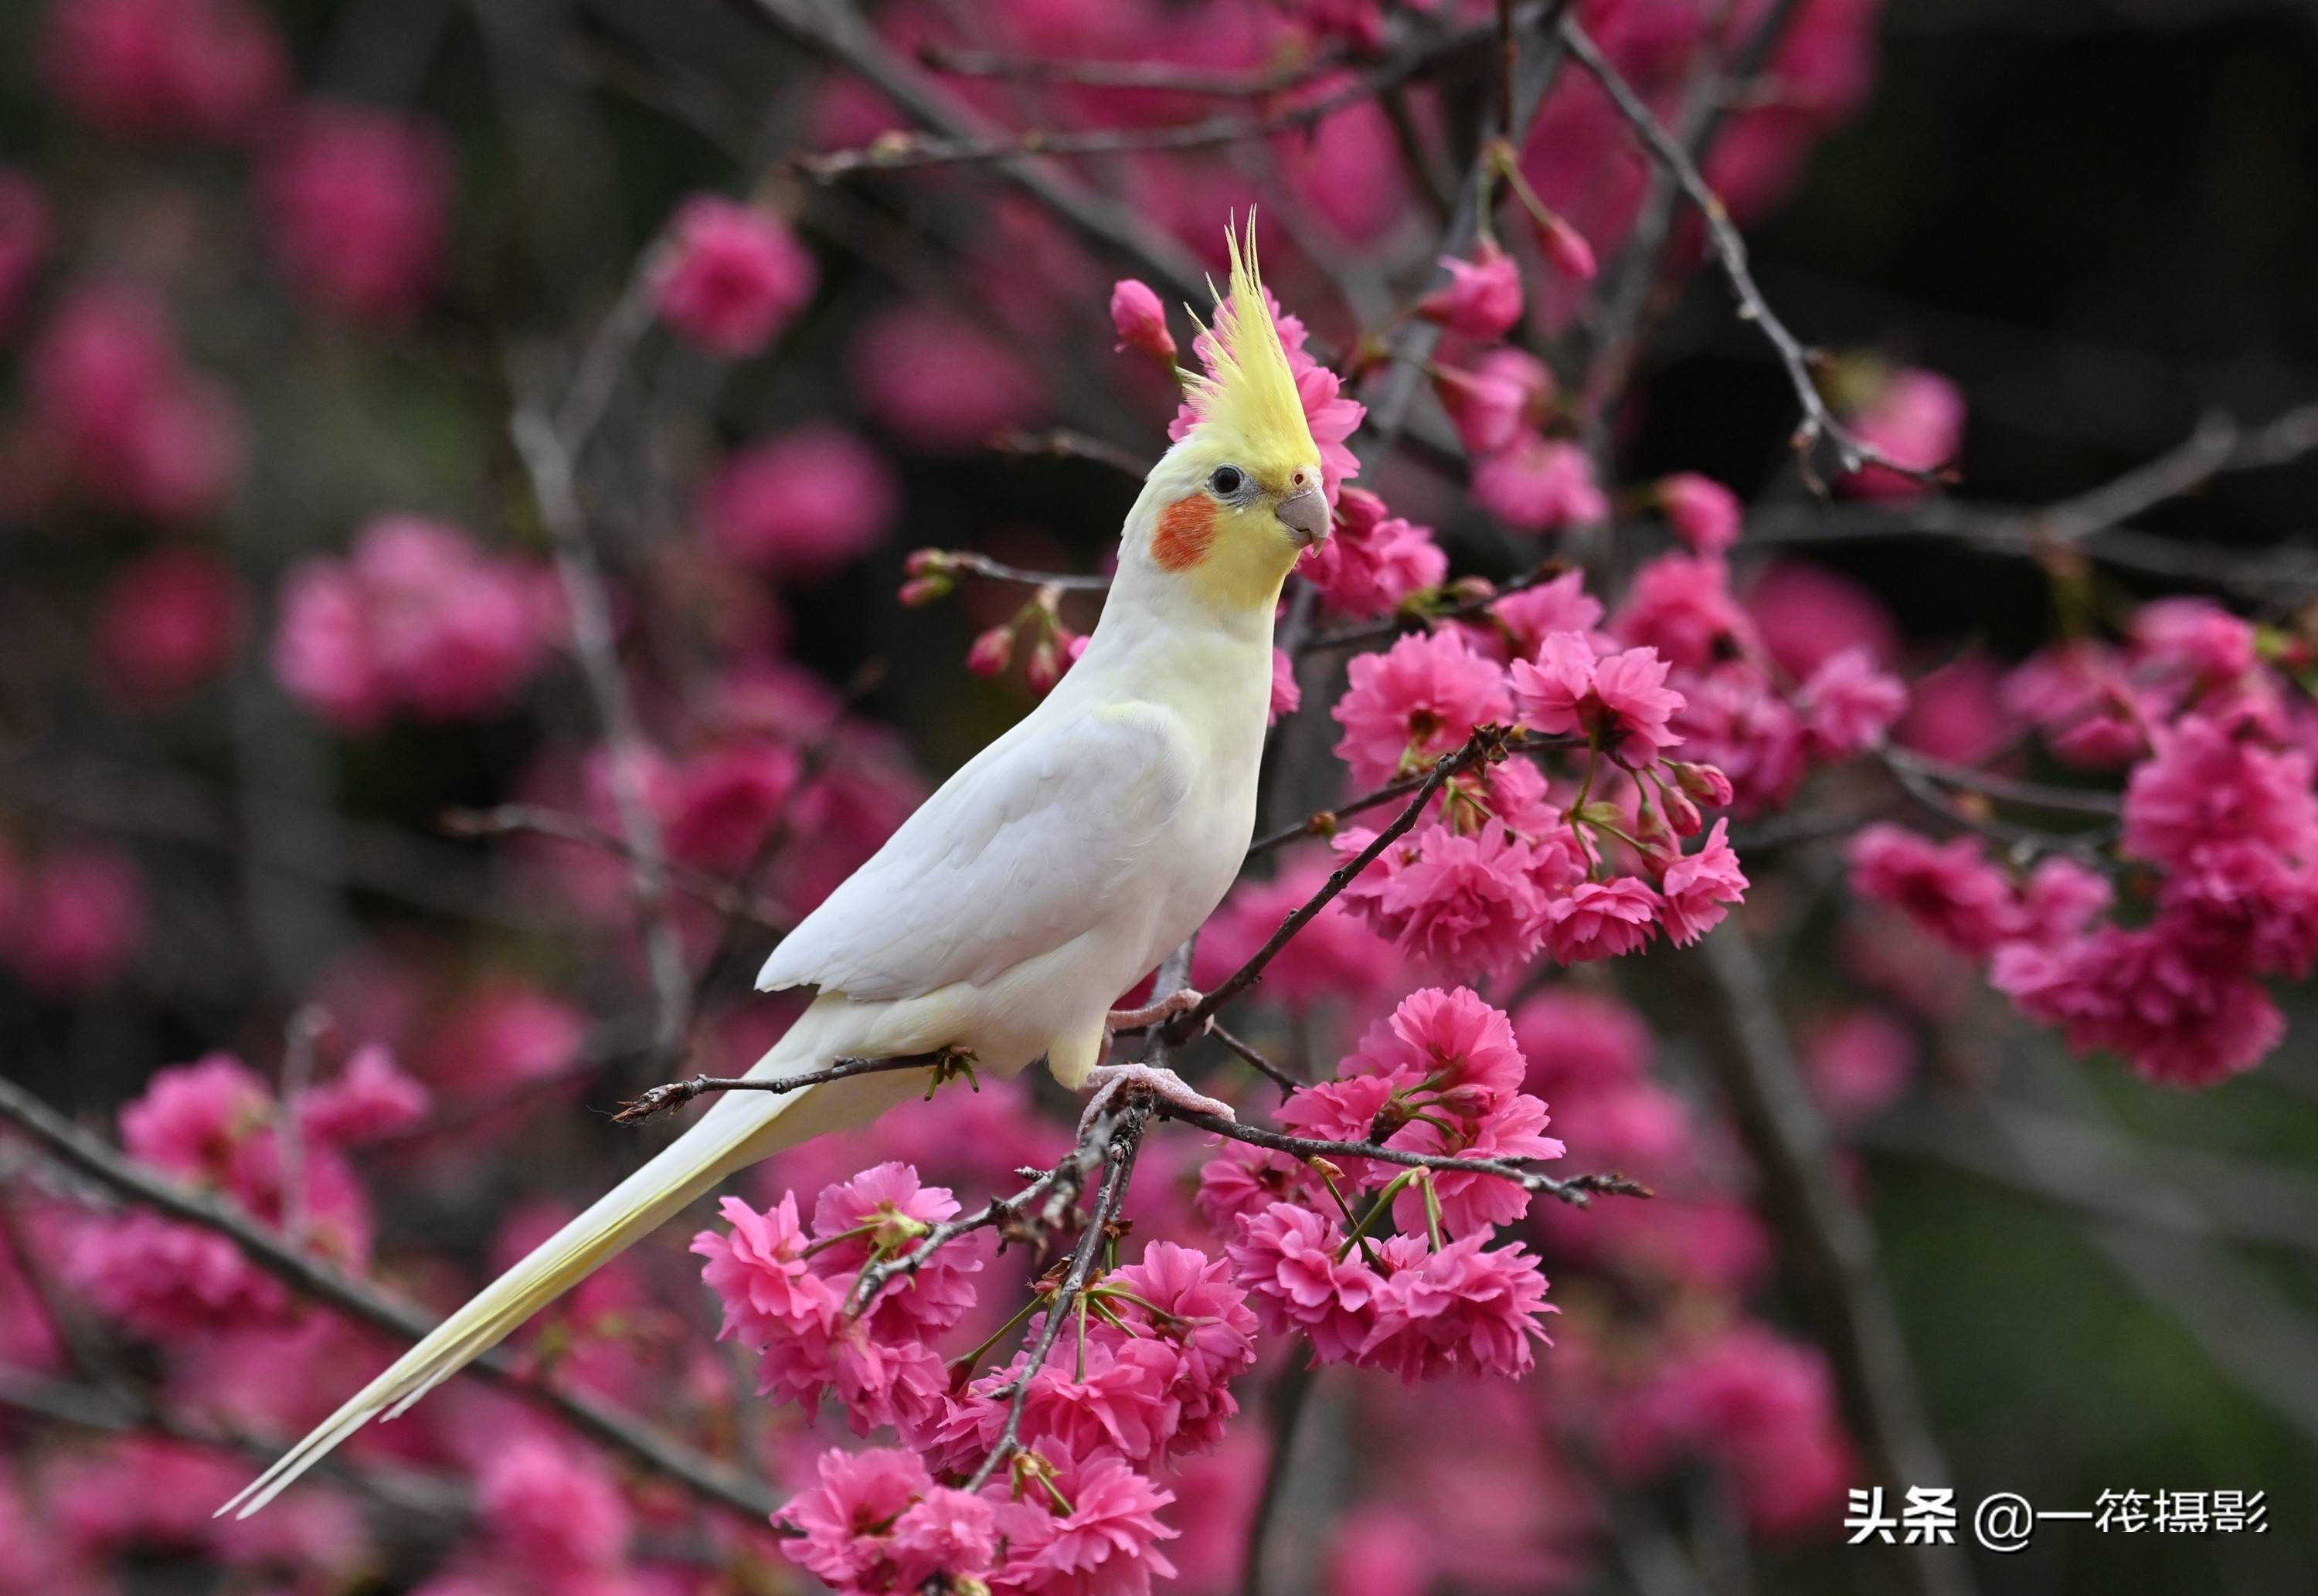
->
[[759, 699, 1195, 1000]]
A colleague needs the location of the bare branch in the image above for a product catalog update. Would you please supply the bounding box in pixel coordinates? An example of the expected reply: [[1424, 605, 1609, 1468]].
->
[[0, 1075, 777, 1524], [440, 803, 790, 930], [1560, 16, 1952, 494], [1298, 562, 1574, 655], [991, 427, 1153, 479], [610, 1052, 956, 1126], [1159, 1104, 1651, 1209], [919, 44, 1337, 97]]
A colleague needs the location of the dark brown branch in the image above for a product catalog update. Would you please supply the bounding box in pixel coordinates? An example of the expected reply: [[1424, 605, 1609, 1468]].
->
[[792, 13, 1514, 180], [610, 1052, 956, 1126], [1177, 728, 1517, 1039], [992, 427, 1153, 479], [1879, 745, 2122, 817], [1676, 930, 1974, 1596], [510, 399, 692, 1066], [1160, 1104, 1650, 1208], [1560, 17, 1951, 494], [440, 804, 790, 930], [0, 1075, 777, 1524], [919, 44, 1336, 97], [1208, 1020, 1302, 1099], [963, 1093, 1152, 1491], [1299, 562, 1572, 655]]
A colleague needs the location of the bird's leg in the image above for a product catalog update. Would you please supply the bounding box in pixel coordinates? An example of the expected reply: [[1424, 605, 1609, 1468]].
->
[[1079, 1061, 1236, 1134], [1103, 986, 1206, 1034]]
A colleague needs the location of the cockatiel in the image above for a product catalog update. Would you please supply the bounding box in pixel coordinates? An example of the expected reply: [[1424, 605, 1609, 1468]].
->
[[223, 220, 1328, 1517]]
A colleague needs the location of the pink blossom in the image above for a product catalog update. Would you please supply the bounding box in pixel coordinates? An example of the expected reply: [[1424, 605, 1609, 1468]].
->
[[655, 195, 816, 355], [1482, 569, 1605, 661], [1993, 922, 2285, 1087], [4, 847, 147, 993], [1803, 1007, 1916, 1123], [1665, 664, 1807, 815], [1433, 364, 1526, 456], [59, 1209, 287, 1336], [1360, 1234, 1554, 1381], [855, 303, 1045, 452], [1109, 279, 1175, 362], [1344, 986, 1531, 1116], [44, 0, 287, 142], [1798, 646, 1907, 756], [1472, 431, 1606, 533], [1840, 365, 1963, 500], [1227, 1200, 1382, 1363], [1331, 630, 1511, 787], [1512, 989, 1651, 1092], [1657, 473, 1741, 554], [1894, 654, 2014, 766], [1301, 489, 1446, 618], [1531, 205, 1599, 281], [0, 170, 51, 337], [1511, 633, 1684, 763], [781, 1448, 944, 1591], [703, 426, 901, 579], [692, 1192, 833, 1343], [1847, 823, 2022, 956], [1416, 240, 1523, 340], [261, 104, 452, 322], [273, 516, 558, 731], [121, 1052, 273, 1177], [28, 287, 244, 524], [420, 979, 586, 1090], [2123, 715, 2318, 872], [1743, 558, 1898, 677], [1613, 552, 1759, 672], [1388, 1092, 1563, 1237], [1544, 878, 1661, 963], [967, 625, 1015, 677], [655, 741, 803, 871], [1335, 820, 1555, 976], [1269, 647, 1301, 725], [1658, 819, 1748, 946], [296, 1044, 430, 1146], [2133, 596, 2257, 682], [991, 1442, 1178, 1596], [478, 1438, 631, 1577], [96, 547, 243, 705]]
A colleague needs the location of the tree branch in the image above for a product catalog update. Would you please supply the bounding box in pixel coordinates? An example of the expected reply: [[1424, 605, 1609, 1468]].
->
[[0, 1075, 777, 1524], [1560, 16, 1951, 493], [609, 1052, 957, 1126]]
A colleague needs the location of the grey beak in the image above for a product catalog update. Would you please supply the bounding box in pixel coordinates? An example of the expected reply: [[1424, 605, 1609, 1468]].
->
[[1276, 487, 1330, 549]]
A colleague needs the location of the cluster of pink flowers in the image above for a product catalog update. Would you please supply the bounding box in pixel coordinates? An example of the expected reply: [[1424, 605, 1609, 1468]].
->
[[96, 545, 246, 705], [654, 194, 819, 357], [0, 840, 148, 994], [273, 515, 563, 731], [1323, 616, 1752, 975], [260, 102, 453, 324], [1201, 989, 1561, 1379], [1849, 593, 2318, 1086], [43, 0, 288, 144], [55, 1047, 427, 1338], [702, 423, 901, 579], [23, 286, 246, 524]]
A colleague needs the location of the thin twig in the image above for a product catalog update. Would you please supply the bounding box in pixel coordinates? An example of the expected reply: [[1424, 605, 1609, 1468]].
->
[[0, 1075, 777, 1524], [440, 804, 789, 930], [1879, 745, 2121, 817], [1560, 16, 1951, 493], [610, 1052, 954, 1126], [992, 427, 1152, 479], [1180, 728, 1515, 1037], [510, 400, 692, 1067], [792, 15, 1511, 179], [1298, 562, 1572, 655], [274, 1004, 330, 1247], [963, 1094, 1151, 1491], [918, 44, 1337, 97], [1208, 1020, 1302, 1099], [1161, 1104, 1650, 1208]]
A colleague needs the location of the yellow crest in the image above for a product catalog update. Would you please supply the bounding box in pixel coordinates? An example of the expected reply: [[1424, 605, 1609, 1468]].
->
[[1178, 217, 1319, 477]]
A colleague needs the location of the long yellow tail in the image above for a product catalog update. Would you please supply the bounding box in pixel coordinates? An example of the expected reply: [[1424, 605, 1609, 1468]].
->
[[219, 997, 921, 1519]]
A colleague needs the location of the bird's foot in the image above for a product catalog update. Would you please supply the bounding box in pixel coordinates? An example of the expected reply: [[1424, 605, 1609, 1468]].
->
[[1104, 987, 1208, 1034], [1079, 1062, 1235, 1135]]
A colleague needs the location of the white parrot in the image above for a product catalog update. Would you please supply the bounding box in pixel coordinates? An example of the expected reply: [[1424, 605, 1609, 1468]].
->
[[223, 220, 1330, 1516]]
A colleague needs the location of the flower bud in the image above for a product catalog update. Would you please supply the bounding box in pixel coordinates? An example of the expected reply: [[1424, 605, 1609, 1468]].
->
[[1024, 635, 1062, 695], [897, 573, 952, 607], [1531, 206, 1597, 282], [903, 548, 951, 577], [1662, 785, 1704, 838], [1671, 760, 1735, 808], [965, 624, 1015, 677], [1108, 278, 1176, 363], [1657, 472, 1741, 555]]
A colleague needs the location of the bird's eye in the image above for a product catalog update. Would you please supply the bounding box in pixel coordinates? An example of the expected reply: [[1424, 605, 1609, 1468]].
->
[[1208, 465, 1244, 497]]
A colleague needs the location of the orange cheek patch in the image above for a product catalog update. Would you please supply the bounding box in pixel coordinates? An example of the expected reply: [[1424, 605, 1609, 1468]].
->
[[1153, 494, 1218, 572]]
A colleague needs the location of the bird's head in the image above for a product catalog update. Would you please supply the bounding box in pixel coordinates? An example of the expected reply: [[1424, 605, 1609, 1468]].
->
[[1130, 219, 1328, 614]]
